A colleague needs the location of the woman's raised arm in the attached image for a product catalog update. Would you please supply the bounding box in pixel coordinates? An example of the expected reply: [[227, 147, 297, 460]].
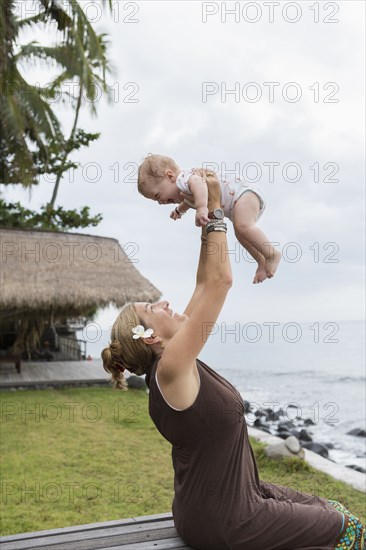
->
[[184, 170, 224, 317], [159, 174, 232, 383]]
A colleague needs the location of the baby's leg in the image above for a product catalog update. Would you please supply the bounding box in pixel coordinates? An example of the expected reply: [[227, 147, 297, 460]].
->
[[236, 234, 268, 284], [233, 192, 281, 280]]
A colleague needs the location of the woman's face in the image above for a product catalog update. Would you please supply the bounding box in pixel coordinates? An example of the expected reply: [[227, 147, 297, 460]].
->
[[134, 300, 188, 341]]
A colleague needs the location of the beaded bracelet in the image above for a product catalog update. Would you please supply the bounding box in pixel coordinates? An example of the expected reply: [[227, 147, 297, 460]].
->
[[206, 220, 227, 230], [206, 224, 227, 234]]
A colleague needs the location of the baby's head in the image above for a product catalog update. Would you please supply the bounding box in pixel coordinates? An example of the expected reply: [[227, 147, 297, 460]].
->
[[137, 154, 182, 205]]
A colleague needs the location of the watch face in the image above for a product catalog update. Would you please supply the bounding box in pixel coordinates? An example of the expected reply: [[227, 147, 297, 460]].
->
[[213, 208, 225, 219]]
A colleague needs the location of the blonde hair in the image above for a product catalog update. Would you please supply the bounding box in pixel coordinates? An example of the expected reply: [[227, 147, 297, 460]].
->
[[137, 154, 180, 197], [101, 303, 154, 390]]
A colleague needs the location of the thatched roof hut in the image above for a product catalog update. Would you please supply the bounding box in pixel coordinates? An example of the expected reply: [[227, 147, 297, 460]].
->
[[0, 227, 162, 357], [1, 227, 161, 315]]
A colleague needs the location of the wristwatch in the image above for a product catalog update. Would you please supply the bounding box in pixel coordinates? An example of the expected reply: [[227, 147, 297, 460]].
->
[[208, 208, 225, 220]]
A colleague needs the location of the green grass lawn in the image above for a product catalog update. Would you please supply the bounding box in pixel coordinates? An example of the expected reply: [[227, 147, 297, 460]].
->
[[1, 386, 365, 536]]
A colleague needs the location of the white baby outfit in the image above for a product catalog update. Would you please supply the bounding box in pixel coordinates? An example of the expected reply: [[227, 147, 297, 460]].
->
[[176, 169, 266, 221]]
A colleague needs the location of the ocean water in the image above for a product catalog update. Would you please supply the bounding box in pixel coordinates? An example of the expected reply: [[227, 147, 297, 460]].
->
[[81, 321, 366, 470], [198, 321, 366, 472]]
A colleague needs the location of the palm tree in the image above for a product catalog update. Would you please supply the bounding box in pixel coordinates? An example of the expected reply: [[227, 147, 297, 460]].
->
[[0, 0, 112, 186], [0, 0, 63, 185]]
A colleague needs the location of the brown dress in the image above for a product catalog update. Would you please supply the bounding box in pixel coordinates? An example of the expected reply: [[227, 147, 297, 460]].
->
[[146, 357, 344, 550]]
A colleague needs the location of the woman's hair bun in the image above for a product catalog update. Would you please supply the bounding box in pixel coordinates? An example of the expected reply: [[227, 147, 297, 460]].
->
[[101, 343, 128, 391]]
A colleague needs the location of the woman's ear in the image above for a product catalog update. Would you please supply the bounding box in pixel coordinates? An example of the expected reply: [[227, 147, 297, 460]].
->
[[143, 334, 162, 347]]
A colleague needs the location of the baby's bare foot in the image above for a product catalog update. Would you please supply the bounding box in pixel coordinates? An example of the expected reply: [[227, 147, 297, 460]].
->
[[253, 264, 267, 284], [265, 249, 281, 278]]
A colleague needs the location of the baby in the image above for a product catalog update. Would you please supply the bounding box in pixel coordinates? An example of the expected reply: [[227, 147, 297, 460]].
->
[[137, 154, 281, 283]]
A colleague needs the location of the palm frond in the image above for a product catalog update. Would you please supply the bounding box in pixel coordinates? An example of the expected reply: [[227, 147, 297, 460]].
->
[[15, 13, 47, 31], [0, 113, 38, 185], [37, 0, 74, 32], [14, 67, 64, 140], [18, 43, 81, 73]]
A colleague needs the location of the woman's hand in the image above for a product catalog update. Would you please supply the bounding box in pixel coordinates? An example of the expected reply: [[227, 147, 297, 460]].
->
[[192, 169, 221, 212], [204, 171, 222, 211], [178, 171, 222, 225]]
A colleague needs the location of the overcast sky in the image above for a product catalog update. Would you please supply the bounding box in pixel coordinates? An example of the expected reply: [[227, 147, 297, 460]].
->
[[3, 1, 365, 331]]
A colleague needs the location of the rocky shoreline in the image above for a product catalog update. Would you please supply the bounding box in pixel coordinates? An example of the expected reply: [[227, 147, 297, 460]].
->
[[243, 400, 366, 474]]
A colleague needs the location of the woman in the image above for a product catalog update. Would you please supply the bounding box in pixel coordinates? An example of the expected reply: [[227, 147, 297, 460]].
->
[[102, 175, 364, 549]]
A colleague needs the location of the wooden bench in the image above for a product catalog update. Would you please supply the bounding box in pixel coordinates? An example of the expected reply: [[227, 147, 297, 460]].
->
[[0, 512, 194, 549], [0, 354, 21, 373]]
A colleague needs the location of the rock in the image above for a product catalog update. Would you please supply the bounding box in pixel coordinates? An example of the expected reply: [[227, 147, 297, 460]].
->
[[299, 429, 313, 442], [346, 464, 366, 474], [127, 375, 147, 390], [277, 423, 300, 439], [253, 418, 264, 427], [304, 418, 316, 426], [346, 428, 366, 437], [253, 418, 271, 433], [265, 436, 305, 460], [300, 442, 329, 459], [243, 400, 251, 414], [277, 431, 294, 440], [278, 421, 295, 431], [324, 442, 335, 449], [262, 408, 283, 421], [273, 410, 284, 421], [285, 436, 301, 454]]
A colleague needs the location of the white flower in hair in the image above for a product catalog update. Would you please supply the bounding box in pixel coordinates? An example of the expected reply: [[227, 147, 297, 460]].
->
[[132, 325, 154, 339]]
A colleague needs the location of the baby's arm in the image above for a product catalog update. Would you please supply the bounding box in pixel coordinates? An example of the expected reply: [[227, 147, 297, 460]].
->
[[187, 173, 210, 226], [170, 201, 191, 220]]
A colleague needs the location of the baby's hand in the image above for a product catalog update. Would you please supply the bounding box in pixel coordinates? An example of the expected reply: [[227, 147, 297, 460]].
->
[[170, 207, 182, 221], [195, 206, 210, 227]]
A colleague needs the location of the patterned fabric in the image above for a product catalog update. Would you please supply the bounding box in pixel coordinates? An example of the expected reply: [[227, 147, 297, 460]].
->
[[175, 168, 266, 221], [328, 499, 365, 549]]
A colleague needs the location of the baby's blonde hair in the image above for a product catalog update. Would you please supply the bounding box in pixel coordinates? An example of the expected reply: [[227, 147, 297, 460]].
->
[[101, 303, 154, 390], [137, 154, 179, 197]]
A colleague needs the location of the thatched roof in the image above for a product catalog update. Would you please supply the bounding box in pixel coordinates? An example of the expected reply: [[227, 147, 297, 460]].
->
[[0, 227, 162, 314]]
